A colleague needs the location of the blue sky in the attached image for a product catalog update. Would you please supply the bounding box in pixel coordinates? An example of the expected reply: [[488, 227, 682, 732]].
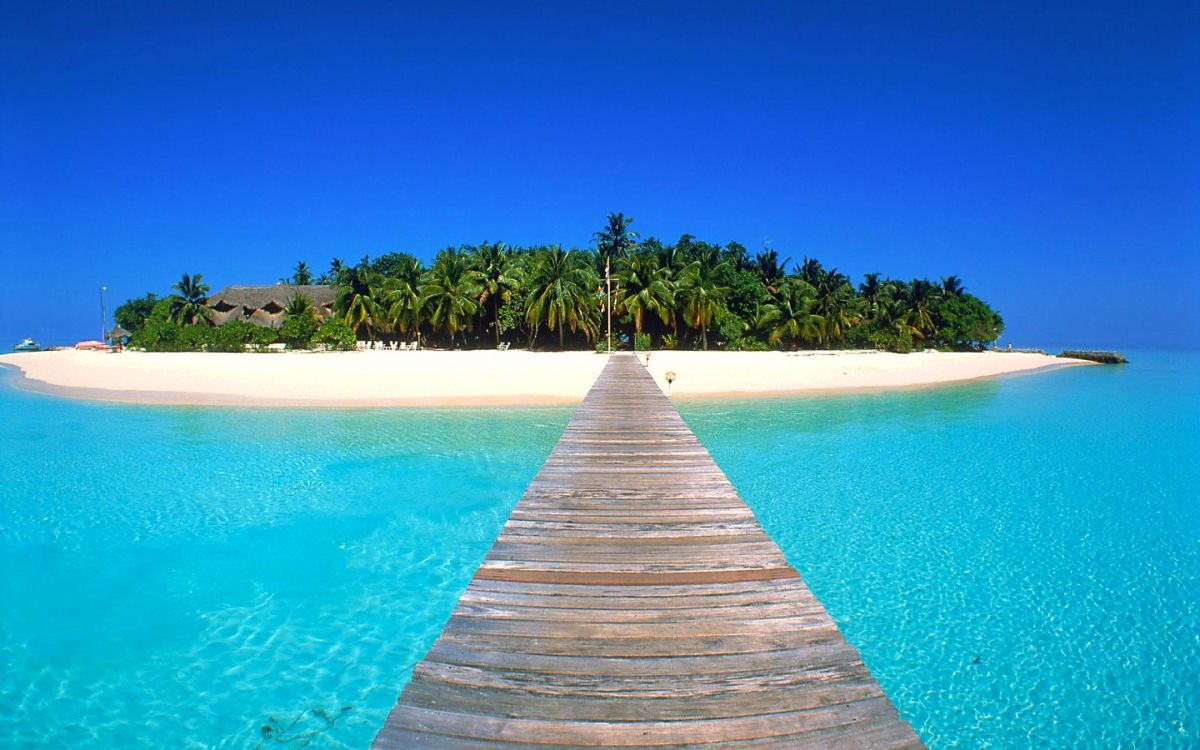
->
[[2, 1, 1197, 348]]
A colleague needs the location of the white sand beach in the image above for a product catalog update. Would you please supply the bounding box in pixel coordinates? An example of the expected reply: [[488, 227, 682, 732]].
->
[[0, 349, 1086, 407]]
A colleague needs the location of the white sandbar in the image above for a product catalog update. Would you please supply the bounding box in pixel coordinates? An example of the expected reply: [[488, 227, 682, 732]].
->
[[0, 349, 1088, 407]]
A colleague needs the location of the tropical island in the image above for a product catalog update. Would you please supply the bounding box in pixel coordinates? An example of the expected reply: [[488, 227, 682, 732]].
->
[[0, 214, 1085, 407], [110, 214, 1006, 354]]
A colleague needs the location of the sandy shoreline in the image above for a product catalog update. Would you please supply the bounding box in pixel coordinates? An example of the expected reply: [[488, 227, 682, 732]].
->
[[0, 349, 1089, 407]]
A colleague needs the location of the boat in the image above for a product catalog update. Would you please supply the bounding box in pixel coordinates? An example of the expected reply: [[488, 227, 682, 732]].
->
[[12, 338, 40, 352]]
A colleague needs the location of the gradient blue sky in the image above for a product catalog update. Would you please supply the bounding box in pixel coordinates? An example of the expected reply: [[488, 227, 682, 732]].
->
[[2, 1, 1197, 348]]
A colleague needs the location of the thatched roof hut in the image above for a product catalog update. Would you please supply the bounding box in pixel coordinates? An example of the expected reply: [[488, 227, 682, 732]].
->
[[206, 284, 335, 328]]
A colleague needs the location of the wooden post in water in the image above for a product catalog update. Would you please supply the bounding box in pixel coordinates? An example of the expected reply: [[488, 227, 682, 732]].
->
[[373, 354, 924, 748]]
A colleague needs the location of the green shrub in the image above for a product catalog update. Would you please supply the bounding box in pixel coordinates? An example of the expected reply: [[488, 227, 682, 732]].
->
[[313, 318, 357, 351], [731, 337, 770, 351], [279, 314, 319, 350], [845, 322, 915, 353], [634, 331, 651, 351], [129, 298, 182, 351], [714, 308, 745, 346], [249, 326, 278, 348], [200, 321, 277, 352], [661, 333, 678, 350], [176, 325, 208, 351]]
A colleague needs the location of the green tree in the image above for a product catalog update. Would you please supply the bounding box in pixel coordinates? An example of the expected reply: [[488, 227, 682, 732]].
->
[[319, 257, 346, 285], [380, 275, 423, 342], [525, 246, 599, 350], [420, 247, 481, 346], [676, 249, 730, 350], [171, 273, 211, 326], [473, 242, 519, 348], [897, 279, 940, 337], [762, 279, 823, 347], [614, 251, 674, 334], [593, 212, 638, 269], [941, 275, 965, 296], [810, 268, 860, 345], [754, 250, 790, 295], [129, 297, 182, 351], [933, 293, 1003, 349], [371, 252, 423, 281], [333, 264, 384, 339], [113, 293, 159, 333], [858, 273, 895, 323], [291, 261, 314, 285], [798, 257, 825, 287]]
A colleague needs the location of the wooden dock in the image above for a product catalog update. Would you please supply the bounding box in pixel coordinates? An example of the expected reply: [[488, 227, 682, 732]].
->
[[374, 354, 923, 748]]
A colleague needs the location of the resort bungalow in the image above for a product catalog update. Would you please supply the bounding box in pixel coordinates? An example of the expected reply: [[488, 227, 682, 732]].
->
[[205, 284, 335, 329]]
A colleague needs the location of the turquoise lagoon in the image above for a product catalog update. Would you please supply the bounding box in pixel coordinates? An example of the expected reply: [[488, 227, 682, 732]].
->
[[1, 353, 1197, 748]]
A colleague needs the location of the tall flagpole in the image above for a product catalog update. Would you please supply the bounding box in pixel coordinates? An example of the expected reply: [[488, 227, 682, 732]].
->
[[605, 258, 612, 353], [100, 286, 108, 341]]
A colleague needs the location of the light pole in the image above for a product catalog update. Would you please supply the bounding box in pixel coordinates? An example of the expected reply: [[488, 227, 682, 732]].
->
[[100, 286, 108, 341]]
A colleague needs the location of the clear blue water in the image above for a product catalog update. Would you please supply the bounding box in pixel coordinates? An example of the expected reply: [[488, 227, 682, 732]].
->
[[679, 351, 1200, 748], [1, 353, 1197, 748], [0, 368, 570, 749]]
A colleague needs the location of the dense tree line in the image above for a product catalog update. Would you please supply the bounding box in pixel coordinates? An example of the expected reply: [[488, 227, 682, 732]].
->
[[114, 213, 1003, 352]]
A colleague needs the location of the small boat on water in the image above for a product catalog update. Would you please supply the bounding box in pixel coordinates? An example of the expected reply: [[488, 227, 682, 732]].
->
[[12, 338, 40, 352]]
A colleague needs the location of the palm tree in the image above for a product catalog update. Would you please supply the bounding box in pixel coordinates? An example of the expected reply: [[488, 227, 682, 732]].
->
[[380, 276, 422, 341], [473, 242, 519, 348], [886, 297, 925, 342], [754, 249, 791, 296], [420, 247, 481, 347], [320, 257, 346, 285], [593, 212, 639, 268], [941, 275, 965, 296], [284, 293, 314, 319], [525, 246, 599, 350], [898, 279, 939, 336], [292, 261, 314, 285], [378, 255, 425, 341], [334, 264, 383, 339], [675, 249, 730, 350], [762, 279, 823, 347], [653, 240, 686, 274], [798, 257, 825, 287], [614, 251, 674, 334], [810, 268, 860, 345], [858, 272, 895, 322], [171, 273, 211, 325]]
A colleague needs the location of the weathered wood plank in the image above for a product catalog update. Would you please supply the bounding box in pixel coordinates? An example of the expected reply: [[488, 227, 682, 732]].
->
[[373, 354, 923, 748]]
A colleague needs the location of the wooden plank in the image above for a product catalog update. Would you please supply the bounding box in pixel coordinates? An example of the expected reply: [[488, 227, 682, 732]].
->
[[373, 354, 923, 748]]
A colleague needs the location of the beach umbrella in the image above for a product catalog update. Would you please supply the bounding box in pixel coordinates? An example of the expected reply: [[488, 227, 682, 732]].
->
[[107, 326, 132, 341]]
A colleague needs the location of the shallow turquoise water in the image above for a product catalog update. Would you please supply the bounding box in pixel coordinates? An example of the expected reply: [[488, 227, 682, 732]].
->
[[680, 352, 1200, 747], [0, 368, 570, 748], [1, 354, 1197, 748]]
